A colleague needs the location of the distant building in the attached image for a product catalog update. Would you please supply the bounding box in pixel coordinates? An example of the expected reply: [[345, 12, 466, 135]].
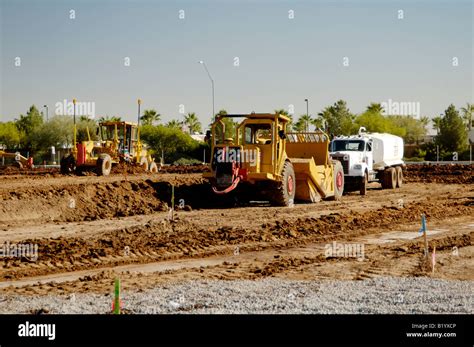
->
[[421, 126, 437, 143], [190, 134, 206, 142]]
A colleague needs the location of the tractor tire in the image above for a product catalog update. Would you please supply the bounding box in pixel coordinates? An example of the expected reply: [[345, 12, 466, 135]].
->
[[382, 167, 397, 189], [140, 157, 149, 171], [149, 162, 159, 173], [270, 161, 296, 207], [60, 155, 76, 174], [395, 166, 403, 188], [360, 172, 368, 196], [329, 160, 344, 200], [97, 154, 112, 176]]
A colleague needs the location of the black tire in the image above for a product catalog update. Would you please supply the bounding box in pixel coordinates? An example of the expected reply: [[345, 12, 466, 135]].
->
[[395, 166, 403, 188], [382, 167, 397, 189], [270, 161, 296, 206], [360, 172, 368, 196], [97, 154, 112, 176], [60, 155, 76, 174], [329, 160, 344, 200], [149, 162, 158, 173]]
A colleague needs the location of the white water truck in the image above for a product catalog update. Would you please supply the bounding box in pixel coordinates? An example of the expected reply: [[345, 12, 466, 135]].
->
[[330, 127, 405, 195]]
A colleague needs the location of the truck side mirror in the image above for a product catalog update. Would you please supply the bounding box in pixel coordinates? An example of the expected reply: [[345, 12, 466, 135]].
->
[[278, 130, 286, 140]]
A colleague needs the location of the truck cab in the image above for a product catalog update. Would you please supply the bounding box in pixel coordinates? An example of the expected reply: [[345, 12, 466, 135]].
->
[[330, 137, 373, 180], [330, 127, 404, 195]]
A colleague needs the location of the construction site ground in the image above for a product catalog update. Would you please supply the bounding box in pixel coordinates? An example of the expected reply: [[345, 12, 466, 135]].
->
[[0, 164, 472, 313]]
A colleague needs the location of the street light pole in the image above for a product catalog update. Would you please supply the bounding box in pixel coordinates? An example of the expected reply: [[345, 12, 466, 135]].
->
[[304, 98, 309, 132], [72, 98, 77, 156], [43, 105, 49, 122], [199, 60, 215, 120]]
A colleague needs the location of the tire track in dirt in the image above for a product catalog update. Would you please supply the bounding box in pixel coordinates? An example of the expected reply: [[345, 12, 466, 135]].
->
[[1, 195, 471, 281]]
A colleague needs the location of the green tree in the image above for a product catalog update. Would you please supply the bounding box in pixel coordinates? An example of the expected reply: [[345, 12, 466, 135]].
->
[[166, 120, 182, 129], [460, 102, 474, 130], [366, 102, 384, 113], [15, 105, 44, 150], [292, 118, 305, 132], [436, 104, 468, 153], [47, 115, 74, 147], [388, 115, 426, 143], [214, 109, 237, 141], [419, 116, 430, 128], [184, 112, 202, 134], [140, 109, 160, 126], [76, 117, 98, 142], [294, 114, 312, 132], [98, 116, 122, 122], [0, 122, 21, 149], [140, 124, 199, 162], [318, 100, 356, 136], [355, 110, 403, 135], [311, 116, 325, 130], [432, 116, 442, 134]]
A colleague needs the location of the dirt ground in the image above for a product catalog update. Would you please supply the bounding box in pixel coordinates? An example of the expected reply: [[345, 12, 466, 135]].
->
[[0, 164, 472, 296]]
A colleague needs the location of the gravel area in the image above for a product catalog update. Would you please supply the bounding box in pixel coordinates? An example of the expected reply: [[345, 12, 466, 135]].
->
[[0, 277, 472, 314]]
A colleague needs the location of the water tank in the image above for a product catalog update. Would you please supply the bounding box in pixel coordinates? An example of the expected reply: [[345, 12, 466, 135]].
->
[[370, 133, 404, 168]]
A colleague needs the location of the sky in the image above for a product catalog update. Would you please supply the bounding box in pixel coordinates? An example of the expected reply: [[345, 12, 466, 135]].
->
[[0, 0, 472, 128]]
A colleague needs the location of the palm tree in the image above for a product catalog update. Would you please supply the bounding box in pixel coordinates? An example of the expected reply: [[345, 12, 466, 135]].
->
[[420, 116, 430, 128], [460, 103, 474, 130], [140, 109, 160, 126], [366, 102, 384, 114], [79, 115, 92, 122], [98, 115, 122, 122], [166, 120, 182, 129], [311, 116, 325, 130], [292, 118, 305, 132], [184, 112, 202, 134], [274, 109, 293, 132], [274, 109, 288, 116], [298, 114, 312, 132], [432, 116, 442, 134]]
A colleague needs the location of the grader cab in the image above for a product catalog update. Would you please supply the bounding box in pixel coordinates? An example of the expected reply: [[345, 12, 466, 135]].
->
[[203, 113, 344, 206]]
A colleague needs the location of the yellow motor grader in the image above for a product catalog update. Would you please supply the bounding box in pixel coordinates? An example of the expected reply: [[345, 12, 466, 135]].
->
[[203, 113, 344, 206], [60, 99, 157, 176]]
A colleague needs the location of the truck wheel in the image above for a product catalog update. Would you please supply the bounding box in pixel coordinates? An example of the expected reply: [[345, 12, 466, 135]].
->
[[382, 167, 396, 189], [149, 162, 159, 173], [329, 160, 344, 200], [140, 156, 149, 171], [360, 172, 368, 196], [271, 161, 296, 207], [60, 155, 76, 174], [395, 166, 403, 188], [97, 154, 112, 176]]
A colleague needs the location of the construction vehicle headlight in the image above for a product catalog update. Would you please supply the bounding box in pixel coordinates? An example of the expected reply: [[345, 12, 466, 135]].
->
[[353, 164, 362, 170]]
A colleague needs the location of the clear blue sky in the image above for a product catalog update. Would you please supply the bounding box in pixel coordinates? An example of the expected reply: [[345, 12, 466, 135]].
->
[[0, 0, 472, 127]]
